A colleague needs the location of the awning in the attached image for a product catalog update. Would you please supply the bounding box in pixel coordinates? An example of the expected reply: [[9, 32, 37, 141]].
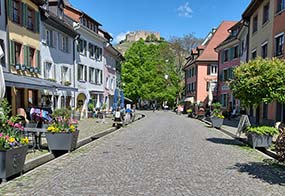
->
[[4, 72, 77, 92]]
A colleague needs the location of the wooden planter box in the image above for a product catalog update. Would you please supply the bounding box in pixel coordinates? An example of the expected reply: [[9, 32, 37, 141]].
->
[[211, 116, 224, 128], [247, 133, 272, 149], [0, 145, 28, 182], [46, 130, 79, 152]]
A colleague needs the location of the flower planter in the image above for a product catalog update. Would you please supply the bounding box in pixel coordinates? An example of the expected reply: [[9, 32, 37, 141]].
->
[[211, 116, 224, 129], [0, 145, 28, 182], [247, 133, 272, 149], [46, 130, 79, 152]]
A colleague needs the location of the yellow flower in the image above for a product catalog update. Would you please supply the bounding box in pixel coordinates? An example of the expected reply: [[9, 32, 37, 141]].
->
[[9, 137, 15, 143], [21, 137, 29, 144], [70, 125, 75, 132], [47, 126, 54, 131]]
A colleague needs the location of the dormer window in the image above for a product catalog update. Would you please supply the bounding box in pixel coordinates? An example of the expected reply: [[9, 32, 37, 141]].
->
[[231, 29, 238, 36]]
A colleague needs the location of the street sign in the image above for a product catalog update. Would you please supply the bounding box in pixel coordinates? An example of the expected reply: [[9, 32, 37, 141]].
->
[[236, 115, 251, 136]]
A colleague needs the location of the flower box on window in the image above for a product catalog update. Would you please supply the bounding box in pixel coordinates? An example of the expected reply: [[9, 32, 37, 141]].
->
[[28, 67, 34, 73], [15, 64, 21, 70]]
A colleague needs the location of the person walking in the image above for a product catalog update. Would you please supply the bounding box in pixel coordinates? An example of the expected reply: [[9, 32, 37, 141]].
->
[[152, 102, 156, 112]]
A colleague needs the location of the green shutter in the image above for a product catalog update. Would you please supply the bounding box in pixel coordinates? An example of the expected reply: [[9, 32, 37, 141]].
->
[[8, 0, 13, 20], [21, 3, 26, 27], [24, 45, 28, 66], [221, 51, 224, 63], [36, 50, 40, 67], [9, 40, 15, 66], [35, 12, 40, 33]]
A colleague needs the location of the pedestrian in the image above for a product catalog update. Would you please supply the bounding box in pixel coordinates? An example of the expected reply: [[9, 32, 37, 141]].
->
[[152, 102, 156, 112]]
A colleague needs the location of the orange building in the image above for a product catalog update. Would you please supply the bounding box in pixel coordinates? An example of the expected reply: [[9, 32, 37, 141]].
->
[[183, 21, 236, 106]]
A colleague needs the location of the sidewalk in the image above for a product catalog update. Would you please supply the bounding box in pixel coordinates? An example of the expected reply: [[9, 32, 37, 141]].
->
[[23, 113, 145, 173], [200, 116, 278, 160]]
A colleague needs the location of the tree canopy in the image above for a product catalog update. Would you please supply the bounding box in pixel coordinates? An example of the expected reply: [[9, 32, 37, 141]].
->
[[230, 58, 285, 106], [122, 39, 179, 106]]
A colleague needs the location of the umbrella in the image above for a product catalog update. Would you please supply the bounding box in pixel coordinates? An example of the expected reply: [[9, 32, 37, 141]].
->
[[113, 89, 118, 110], [120, 90, 124, 108], [0, 45, 5, 101]]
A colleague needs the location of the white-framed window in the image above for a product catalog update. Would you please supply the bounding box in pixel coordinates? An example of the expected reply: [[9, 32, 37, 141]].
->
[[276, 0, 285, 13], [263, 3, 269, 24], [95, 69, 103, 84], [44, 62, 53, 79], [45, 28, 53, 46], [89, 43, 95, 59], [251, 49, 257, 59], [275, 33, 284, 57], [61, 66, 70, 84], [252, 14, 258, 34], [89, 67, 95, 83], [59, 34, 69, 53], [78, 39, 87, 55], [95, 46, 102, 61], [261, 41, 268, 58], [78, 64, 87, 81], [207, 64, 217, 75]]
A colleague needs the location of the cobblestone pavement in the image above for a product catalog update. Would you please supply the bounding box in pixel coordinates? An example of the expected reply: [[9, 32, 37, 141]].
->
[[1, 111, 285, 195]]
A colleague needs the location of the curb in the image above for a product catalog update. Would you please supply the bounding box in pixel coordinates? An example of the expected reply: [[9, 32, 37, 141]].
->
[[22, 113, 145, 173], [200, 118, 279, 160]]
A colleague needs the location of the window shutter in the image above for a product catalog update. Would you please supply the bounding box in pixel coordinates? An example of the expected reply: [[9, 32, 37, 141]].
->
[[8, 0, 13, 20], [36, 50, 40, 68], [24, 45, 28, 66], [99, 48, 102, 61], [67, 38, 71, 53], [230, 48, 234, 60], [9, 40, 15, 66], [35, 12, 40, 33], [21, 2, 25, 27], [77, 39, 81, 52], [27, 46, 30, 67], [221, 51, 224, 63], [84, 41, 87, 55], [58, 33, 62, 50], [84, 66, 87, 81], [88, 43, 92, 57]]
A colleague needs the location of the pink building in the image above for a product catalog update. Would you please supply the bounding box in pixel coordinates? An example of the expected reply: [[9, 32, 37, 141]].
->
[[215, 20, 248, 112], [184, 21, 236, 106]]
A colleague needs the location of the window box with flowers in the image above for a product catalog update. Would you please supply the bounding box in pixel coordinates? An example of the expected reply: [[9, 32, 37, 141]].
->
[[210, 102, 224, 129], [0, 99, 29, 182], [46, 109, 79, 153]]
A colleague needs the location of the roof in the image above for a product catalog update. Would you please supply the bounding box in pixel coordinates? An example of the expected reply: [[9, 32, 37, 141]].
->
[[196, 21, 236, 61]]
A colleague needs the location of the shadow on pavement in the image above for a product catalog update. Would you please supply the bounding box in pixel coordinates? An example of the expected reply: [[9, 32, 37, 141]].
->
[[229, 159, 285, 185], [206, 137, 244, 146]]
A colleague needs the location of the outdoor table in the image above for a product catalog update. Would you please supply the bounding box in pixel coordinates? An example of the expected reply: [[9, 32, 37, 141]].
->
[[24, 128, 47, 150]]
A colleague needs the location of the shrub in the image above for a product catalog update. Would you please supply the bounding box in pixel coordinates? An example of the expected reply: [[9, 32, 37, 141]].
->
[[245, 126, 278, 136]]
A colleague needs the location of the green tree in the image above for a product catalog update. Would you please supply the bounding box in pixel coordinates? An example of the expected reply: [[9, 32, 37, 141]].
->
[[230, 58, 285, 106], [122, 39, 179, 107]]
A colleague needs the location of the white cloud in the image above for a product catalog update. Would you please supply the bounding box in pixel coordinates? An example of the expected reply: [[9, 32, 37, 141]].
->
[[114, 31, 130, 44], [177, 2, 193, 18]]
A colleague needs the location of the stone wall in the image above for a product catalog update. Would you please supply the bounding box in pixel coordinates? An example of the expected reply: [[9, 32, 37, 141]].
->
[[126, 31, 160, 42]]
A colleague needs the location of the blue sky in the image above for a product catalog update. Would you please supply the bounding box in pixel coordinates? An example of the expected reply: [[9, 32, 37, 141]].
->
[[69, 0, 251, 44]]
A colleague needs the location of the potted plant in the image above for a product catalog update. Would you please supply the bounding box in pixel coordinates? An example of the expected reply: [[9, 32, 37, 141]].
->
[[46, 108, 79, 153], [0, 99, 29, 182], [211, 102, 224, 128], [87, 102, 95, 118], [245, 126, 278, 149]]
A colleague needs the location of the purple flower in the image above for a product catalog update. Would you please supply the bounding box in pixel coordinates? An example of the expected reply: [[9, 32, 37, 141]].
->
[[0, 133, 2, 137]]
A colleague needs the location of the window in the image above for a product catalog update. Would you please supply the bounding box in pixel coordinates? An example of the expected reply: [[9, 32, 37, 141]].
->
[[62, 36, 69, 53], [61, 66, 69, 84], [95, 46, 102, 61], [78, 64, 87, 81], [252, 15, 258, 34], [223, 69, 229, 81], [27, 7, 34, 31], [89, 43, 95, 59], [89, 67, 95, 83], [95, 69, 102, 84], [78, 39, 87, 55], [12, 0, 20, 24], [44, 62, 53, 79], [263, 3, 269, 24], [15, 42, 22, 65], [207, 64, 217, 75], [221, 94, 228, 107], [252, 50, 257, 59], [46, 29, 53, 46], [29, 47, 35, 67], [276, 0, 285, 13], [261, 42, 268, 58], [233, 45, 239, 59], [0, 40, 5, 66], [263, 103, 268, 119], [223, 49, 229, 62], [275, 33, 284, 56]]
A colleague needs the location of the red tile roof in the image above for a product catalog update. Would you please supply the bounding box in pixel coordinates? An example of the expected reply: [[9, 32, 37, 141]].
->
[[197, 21, 236, 61]]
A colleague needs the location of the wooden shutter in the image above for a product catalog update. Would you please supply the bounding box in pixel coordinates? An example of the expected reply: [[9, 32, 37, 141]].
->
[[36, 50, 40, 68], [21, 2, 27, 27], [7, 0, 13, 20], [35, 12, 40, 33], [9, 40, 15, 66]]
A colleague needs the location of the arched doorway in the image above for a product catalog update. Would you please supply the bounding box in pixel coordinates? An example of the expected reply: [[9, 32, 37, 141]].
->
[[76, 93, 87, 119]]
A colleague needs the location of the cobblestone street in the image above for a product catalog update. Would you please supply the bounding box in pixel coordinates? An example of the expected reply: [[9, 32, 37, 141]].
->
[[1, 111, 285, 195]]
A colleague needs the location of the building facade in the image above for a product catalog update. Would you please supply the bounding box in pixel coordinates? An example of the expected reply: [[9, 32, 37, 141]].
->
[[40, 0, 78, 110], [184, 21, 236, 106], [0, 0, 8, 72], [64, 3, 106, 118]]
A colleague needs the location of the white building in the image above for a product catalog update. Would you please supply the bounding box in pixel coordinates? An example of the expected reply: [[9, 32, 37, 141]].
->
[[40, 0, 78, 110]]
